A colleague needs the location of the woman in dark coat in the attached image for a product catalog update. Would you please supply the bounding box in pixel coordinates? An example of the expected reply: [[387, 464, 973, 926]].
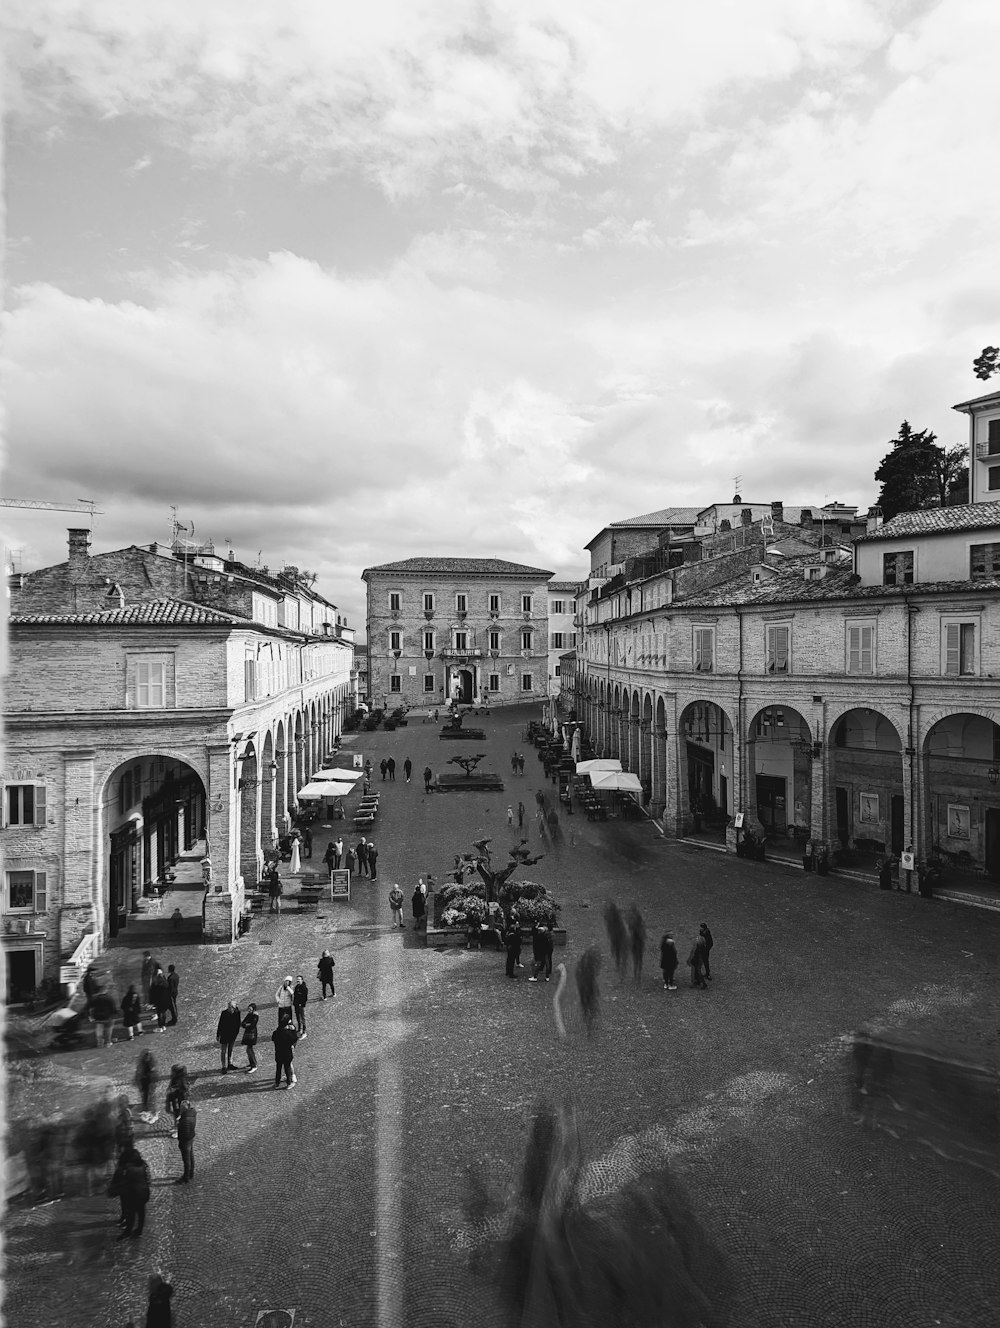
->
[[344, 845, 356, 876], [117, 1145, 152, 1239], [412, 884, 426, 930], [322, 841, 337, 874], [121, 984, 143, 1040], [505, 916, 523, 978], [240, 1003, 259, 1072], [149, 968, 170, 1031], [216, 1001, 242, 1073]]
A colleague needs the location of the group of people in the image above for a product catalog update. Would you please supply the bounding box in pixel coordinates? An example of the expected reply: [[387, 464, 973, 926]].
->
[[509, 751, 527, 776], [321, 835, 380, 879], [659, 923, 714, 991]]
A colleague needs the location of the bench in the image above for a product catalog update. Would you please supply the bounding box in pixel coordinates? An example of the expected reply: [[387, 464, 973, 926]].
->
[[295, 887, 325, 913]]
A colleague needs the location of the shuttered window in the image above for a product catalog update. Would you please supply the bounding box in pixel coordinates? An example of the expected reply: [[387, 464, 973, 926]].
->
[[5, 869, 47, 911], [847, 624, 874, 674], [766, 625, 790, 674], [693, 628, 714, 672], [944, 622, 976, 676], [4, 784, 46, 827]]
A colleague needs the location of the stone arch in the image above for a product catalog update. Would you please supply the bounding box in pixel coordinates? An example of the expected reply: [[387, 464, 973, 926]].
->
[[676, 699, 735, 838], [237, 739, 262, 889], [746, 703, 811, 842], [827, 706, 904, 861], [922, 711, 1000, 878]]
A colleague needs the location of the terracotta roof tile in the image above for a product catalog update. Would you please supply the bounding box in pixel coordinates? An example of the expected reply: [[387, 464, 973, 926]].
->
[[855, 502, 1000, 541], [362, 557, 554, 577], [13, 599, 252, 628]]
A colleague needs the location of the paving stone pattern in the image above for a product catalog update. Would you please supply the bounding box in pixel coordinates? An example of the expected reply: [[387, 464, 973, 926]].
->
[[4, 703, 1000, 1327]]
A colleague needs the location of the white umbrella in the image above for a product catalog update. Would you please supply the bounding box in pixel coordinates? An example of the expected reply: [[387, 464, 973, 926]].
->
[[571, 729, 582, 762], [298, 782, 333, 800], [576, 758, 622, 775], [313, 767, 363, 782], [589, 769, 643, 793]]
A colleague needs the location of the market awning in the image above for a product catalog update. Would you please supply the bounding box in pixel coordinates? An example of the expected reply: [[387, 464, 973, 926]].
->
[[313, 768, 363, 782], [576, 758, 623, 775], [298, 781, 351, 800], [588, 769, 643, 793]]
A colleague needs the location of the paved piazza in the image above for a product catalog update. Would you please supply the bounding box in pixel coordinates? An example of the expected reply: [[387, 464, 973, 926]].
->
[[5, 703, 999, 1328]]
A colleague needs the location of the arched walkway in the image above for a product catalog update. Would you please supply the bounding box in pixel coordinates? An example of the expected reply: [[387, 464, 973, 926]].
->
[[829, 708, 903, 862], [923, 713, 1000, 879], [747, 704, 812, 843], [678, 700, 735, 838]]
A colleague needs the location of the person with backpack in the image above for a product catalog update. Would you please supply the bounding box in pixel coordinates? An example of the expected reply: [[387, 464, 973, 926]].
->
[[388, 884, 404, 927], [317, 951, 336, 999], [272, 1016, 299, 1089], [292, 975, 309, 1038], [175, 1097, 197, 1184]]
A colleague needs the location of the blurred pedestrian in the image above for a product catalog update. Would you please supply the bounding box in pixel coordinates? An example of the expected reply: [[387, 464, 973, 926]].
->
[[174, 1097, 196, 1184], [344, 845, 356, 876], [511, 752, 519, 775], [140, 951, 156, 1006], [423, 766, 433, 793], [323, 841, 336, 874], [516, 753, 525, 776], [216, 1001, 242, 1072], [241, 1003, 259, 1072], [660, 932, 678, 990], [507, 805, 515, 828], [687, 934, 708, 990], [149, 967, 170, 1032], [380, 759, 388, 781], [272, 1019, 298, 1089], [317, 950, 336, 998], [576, 946, 602, 1036], [403, 757, 412, 783], [387, 757, 396, 780], [82, 964, 99, 1015], [603, 901, 628, 979], [293, 975, 309, 1037], [116, 1145, 151, 1239], [627, 905, 647, 983], [517, 801, 525, 830], [505, 916, 523, 978], [266, 863, 283, 913], [412, 883, 426, 930], [275, 976, 295, 1020], [388, 884, 404, 927], [143, 1275, 175, 1328], [164, 1065, 189, 1137], [76, 1096, 116, 1194], [368, 842, 379, 881], [166, 964, 180, 1025], [699, 922, 714, 981], [134, 1049, 158, 1121], [302, 825, 313, 859], [527, 924, 548, 982], [91, 986, 117, 1046]]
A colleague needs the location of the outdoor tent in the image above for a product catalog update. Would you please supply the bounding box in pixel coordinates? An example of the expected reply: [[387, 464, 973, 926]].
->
[[588, 769, 643, 794], [575, 758, 623, 775], [313, 768, 362, 782], [298, 781, 352, 800]]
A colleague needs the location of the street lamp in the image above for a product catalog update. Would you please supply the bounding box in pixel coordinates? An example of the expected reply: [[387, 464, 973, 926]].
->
[[988, 766, 999, 786]]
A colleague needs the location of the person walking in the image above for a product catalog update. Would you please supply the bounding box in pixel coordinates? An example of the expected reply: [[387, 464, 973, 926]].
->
[[333, 836, 344, 868], [121, 984, 143, 1039], [216, 1001, 242, 1072], [166, 965, 180, 1026], [149, 967, 170, 1032], [380, 759, 388, 782], [356, 838, 370, 878], [174, 1095, 196, 1184], [272, 1017, 299, 1089], [699, 922, 714, 981], [364, 759, 373, 781], [387, 757, 396, 781], [91, 987, 117, 1046], [134, 1049, 158, 1122], [412, 883, 426, 930], [516, 753, 525, 776], [292, 976, 309, 1038], [141, 952, 156, 1007], [687, 934, 708, 990], [241, 1003, 259, 1072], [517, 801, 525, 831], [660, 932, 679, 990], [267, 864, 283, 914], [507, 805, 515, 829], [603, 902, 629, 980], [117, 1145, 152, 1239], [82, 964, 99, 1015], [504, 916, 523, 978], [388, 884, 404, 927], [275, 976, 295, 1021], [302, 826, 313, 859], [627, 906, 647, 983], [344, 844, 356, 877], [368, 842, 379, 881], [323, 841, 337, 875], [511, 752, 519, 775], [403, 758, 412, 783], [423, 766, 433, 793], [317, 950, 336, 998], [527, 924, 548, 982], [164, 1064, 189, 1136]]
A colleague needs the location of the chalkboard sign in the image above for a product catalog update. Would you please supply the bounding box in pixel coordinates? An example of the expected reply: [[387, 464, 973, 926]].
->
[[330, 869, 351, 900]]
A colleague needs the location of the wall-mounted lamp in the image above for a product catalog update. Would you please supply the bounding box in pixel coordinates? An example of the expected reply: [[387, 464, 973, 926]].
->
[[988, 767, 999, 787]]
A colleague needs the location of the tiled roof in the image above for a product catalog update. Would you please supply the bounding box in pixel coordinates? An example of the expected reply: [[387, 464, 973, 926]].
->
[[855, 502, 1000, 542], [11, 599, 251, 628], [547, 580, 581, 592], [362, 557, 554, 577], [677, 564, 1000, 610], [609, 506, 701, 528]]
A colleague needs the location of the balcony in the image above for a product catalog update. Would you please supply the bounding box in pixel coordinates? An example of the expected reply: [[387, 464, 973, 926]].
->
[[439, 647, 484, 661], [975, 440, 1000, 460]]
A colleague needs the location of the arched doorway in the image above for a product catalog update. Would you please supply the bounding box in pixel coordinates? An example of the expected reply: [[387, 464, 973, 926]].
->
[[238, 741, 262, 889], [829, 709, 903, 864], [747, 705, 811, 842], [678, 701, 734, 837], [640, 693, 653, 802], [104, 755, 207, 937], [923, 713, 1000, 879], [449, 668, 474, 705]]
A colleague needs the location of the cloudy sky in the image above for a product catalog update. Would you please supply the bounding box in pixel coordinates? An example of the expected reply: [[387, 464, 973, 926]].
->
[[4, 0, 999, 631]]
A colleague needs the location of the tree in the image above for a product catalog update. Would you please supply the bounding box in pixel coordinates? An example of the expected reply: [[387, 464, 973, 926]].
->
[[874, 421, 965, 521], [973, 346, 999, 380]]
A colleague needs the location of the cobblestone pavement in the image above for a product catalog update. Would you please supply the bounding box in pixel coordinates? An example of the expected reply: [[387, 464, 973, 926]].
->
[[5, 703, 1000, 1327]]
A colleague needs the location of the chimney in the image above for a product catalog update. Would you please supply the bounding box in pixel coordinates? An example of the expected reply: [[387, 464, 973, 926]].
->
[[800, 508, 813, 528], [771, 500, 783, 524], [68, 528, 91, 563], [866, 505, 883, 533]]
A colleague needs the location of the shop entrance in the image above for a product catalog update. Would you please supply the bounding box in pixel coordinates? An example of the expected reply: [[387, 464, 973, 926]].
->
[[5, 949, 37, 1003], [756, 775, 787, 833]]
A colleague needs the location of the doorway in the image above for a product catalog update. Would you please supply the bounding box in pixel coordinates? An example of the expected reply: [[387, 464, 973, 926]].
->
[[456, 670, 473, 705], [890, 795, 905, 856], [836, 786, 849, 847], [986, 808, 1000, 881], [6, 949, 37, 1003], [756, 775, 787, 833]]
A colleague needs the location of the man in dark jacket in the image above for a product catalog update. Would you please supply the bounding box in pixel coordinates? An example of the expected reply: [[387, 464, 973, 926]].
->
[[423, 766, 433, 793], [216, 1001, 242, 1073], [272, 1018, 299, 1089], [687, 935, 708, 989], [504, 918, 523, 978], [150, 968, 170, 1031], [660, 932, 679, 990], [175, 1098, 196, 1183], [90, 987, 118, 1046], [166, 965, 180, 1025], [387, 757, 396, 781], [527, 925, 550, 982], [367, 842, 379, 881], [356, 839, 370, 877], [317, 950, 336, 998], [117, 1145, 152, 1239], [698, 922, 714, 981]]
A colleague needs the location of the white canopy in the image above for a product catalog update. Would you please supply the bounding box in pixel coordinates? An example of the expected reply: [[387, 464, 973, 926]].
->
[[576, 758, 623, 775], [588, 769, 643, 793], [298, 781, 351, 800], [313, 767, 362, 783]]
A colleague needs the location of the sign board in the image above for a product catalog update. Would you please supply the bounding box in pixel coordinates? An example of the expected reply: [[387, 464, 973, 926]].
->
[[330, 869, 351, 900], [733, 812, 745, 829], [352, 754, 364, 769], [900, 851, 915, 872]]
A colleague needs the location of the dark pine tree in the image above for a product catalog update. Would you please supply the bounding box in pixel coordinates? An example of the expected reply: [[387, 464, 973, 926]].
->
[[874, 421, 954, 521]]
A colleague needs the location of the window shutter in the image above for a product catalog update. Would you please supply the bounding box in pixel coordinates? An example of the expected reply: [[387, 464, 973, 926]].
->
[[34, 785, 47, 827], [848, 626, 860, 672], [944, 623, 960, 675], [126, 664, 137, 709], [34, 871, 47, 912], [861, 626, 873, 673]]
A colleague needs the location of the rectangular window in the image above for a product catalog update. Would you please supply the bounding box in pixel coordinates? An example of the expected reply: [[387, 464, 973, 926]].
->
[[488, 673, 500, 692], [389, 674, 402, 693], [988, 419, 1000, 454], [489, 629, 501, 651], [554, 664, 561, 676], [970, 542, 1000, 580], [454, 631, 468, 651], [883, 551, 914, 585], [423, 629, 435, 652], [944, 622, 976, 676], [521, 630, 532, 651], [693, 627, 714, 673], [455, 593, 468, 613], [244, 658, 257, 702], [989, 466, 1000, 492], [135, 660, 166, 707], [423, 592, 435, 612], [766, 624, 790, 674], [389, 630, 401, 651], [489, 593, 501, 614], [4, 784, 46, 828], [521, 594, 532, 613], [847, 623, 874, 674], [389, 592, 401, 612], [521, 673, 533, 692], [5, 869, 47, 913], [423, 674, 436, 693], [551, 599, 565, 614], [551, 632, 565, 649]]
